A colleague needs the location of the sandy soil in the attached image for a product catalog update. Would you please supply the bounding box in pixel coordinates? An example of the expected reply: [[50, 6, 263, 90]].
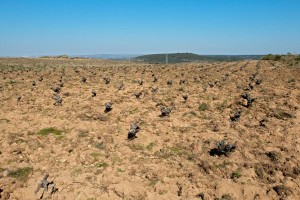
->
[[0, 58, 299, 200]]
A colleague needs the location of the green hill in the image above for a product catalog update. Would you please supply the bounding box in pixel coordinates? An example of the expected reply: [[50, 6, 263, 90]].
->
[[134, 53, 262, 63]]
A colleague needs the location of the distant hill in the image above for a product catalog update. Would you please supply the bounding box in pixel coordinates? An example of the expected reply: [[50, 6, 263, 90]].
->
[[76, 54, 141, 60], [134, 53, 262, 63], [37, 54, 141, 60]]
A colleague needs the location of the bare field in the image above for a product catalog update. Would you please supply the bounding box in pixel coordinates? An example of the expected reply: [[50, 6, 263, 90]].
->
[[0, 58, 299, 200]]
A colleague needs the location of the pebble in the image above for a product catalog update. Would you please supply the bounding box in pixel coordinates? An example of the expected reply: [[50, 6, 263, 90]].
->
[[2, 170, 10, 177]]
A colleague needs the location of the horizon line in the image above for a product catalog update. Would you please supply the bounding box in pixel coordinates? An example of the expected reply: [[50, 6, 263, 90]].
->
[[1, 52, 299, 58]]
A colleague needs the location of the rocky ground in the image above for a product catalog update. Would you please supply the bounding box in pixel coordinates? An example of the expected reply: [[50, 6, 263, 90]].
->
[[0, 58, 299, 200]]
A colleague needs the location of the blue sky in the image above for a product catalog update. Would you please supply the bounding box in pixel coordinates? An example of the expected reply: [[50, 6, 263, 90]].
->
[[0, 0, 300, 56]]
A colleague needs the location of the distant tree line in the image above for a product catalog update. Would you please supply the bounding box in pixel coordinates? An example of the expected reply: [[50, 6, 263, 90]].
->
[[261, 53, 300, 61]]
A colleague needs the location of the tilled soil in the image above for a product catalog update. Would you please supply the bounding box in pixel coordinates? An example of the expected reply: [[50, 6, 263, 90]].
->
[[0, 58, 299, 200]]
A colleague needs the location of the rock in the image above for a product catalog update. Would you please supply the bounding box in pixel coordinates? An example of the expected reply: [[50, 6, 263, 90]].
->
[[241, 93, 255, 108], [2, 170, 10, 177], [240, 98, 248, 107]]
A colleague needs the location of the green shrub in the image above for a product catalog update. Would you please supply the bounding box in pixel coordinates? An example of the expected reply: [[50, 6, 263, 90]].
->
[[57, 55, 69, 58], [261, 54, 273, 60], [273, 55, 281, 61], [261, 54, 281, 61]]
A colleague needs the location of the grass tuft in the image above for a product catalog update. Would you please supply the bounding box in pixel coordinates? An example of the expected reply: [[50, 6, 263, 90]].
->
[[8, 167, 33, 181], [274, 109, 293, 120], [95, 162, 109, 168], [146, 142, 155, 151], [37, 127, 62, 136], [198, 102, 209, 111], [231, 170, 242, 179], [129, 143, 144, 151]]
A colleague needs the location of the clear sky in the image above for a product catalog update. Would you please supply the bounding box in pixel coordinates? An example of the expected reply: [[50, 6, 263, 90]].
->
[[0, 0, 300, 56]]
